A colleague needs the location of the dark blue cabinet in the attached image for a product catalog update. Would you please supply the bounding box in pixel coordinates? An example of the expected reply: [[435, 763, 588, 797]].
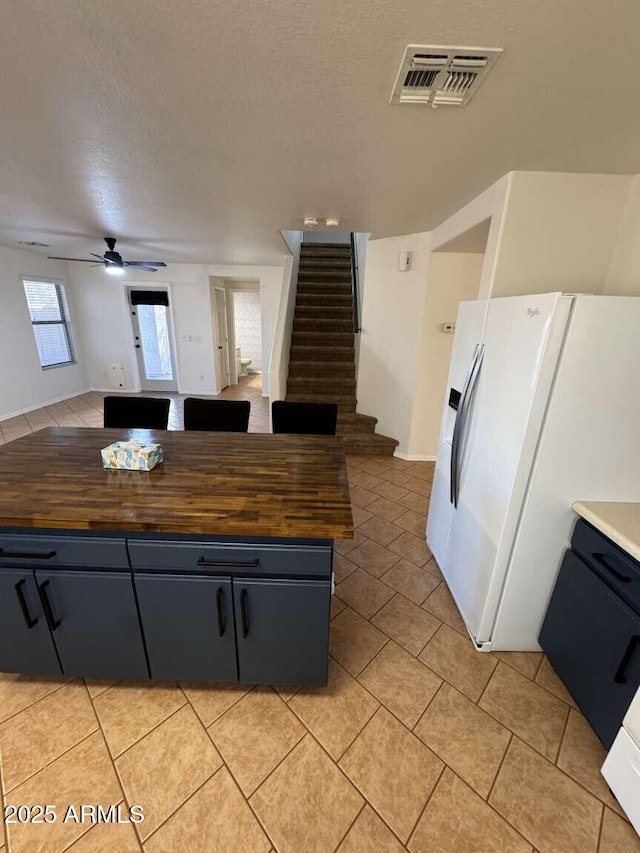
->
[[234, 577, 331, 685], [0, 568, 61, 675], [136, 574, 237, 681], [35, 569, 148, 681]]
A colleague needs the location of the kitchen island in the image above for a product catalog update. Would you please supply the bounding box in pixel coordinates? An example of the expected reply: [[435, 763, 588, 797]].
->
[[0, 427, 353, 686]]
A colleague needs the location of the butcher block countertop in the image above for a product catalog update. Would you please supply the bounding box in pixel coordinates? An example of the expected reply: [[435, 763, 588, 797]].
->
[[0, 428, 353, 539], [572, 501, 640, 563]]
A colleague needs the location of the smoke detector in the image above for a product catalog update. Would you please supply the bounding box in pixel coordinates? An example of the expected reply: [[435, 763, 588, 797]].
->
[[390, 44, 502, 107]]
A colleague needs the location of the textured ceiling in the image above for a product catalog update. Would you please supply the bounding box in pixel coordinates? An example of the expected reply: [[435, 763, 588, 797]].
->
[[1, 0, 640, 264]]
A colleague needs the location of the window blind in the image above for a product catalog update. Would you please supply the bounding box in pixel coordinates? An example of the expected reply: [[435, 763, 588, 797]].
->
[[22, 280, 75, 368]]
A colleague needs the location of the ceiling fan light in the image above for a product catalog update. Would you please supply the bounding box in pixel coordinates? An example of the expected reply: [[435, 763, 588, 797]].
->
[[105, 265, 124, 276]]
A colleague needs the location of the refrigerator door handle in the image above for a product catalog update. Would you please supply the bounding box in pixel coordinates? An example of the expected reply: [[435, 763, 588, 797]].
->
[[451, 344, 485, 508]]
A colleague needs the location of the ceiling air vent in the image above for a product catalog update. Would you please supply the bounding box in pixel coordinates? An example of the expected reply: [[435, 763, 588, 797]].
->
[[390, 45, 502, 107]]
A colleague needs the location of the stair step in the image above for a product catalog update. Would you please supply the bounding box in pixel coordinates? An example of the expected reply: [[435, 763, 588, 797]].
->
[[296, 293, 353, 307], [301, 243, 352, 252], [288, 361, 355, 378], [294, 318, 354, 333], [336, 413, 377, 435], [298, 271, 352, 283], [297, 283, 352, 295], [341, 432, 399, 456], [290, 345, 354, 361], [287, 376, 356, 394], [295, 305, 353, 319], [299, 257, 352, 269], [286, 393, 356, 411], [291, 332, 354, 347]]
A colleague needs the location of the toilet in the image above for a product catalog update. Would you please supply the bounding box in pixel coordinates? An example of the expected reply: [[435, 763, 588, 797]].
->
[[235, 347, 252, 377]]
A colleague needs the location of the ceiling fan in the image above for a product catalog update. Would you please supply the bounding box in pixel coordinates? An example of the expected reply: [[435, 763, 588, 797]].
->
[[49, 238, 167, 275]]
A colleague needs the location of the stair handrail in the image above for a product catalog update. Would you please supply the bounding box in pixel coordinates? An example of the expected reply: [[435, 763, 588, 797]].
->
[[350, 232, 361, 333]]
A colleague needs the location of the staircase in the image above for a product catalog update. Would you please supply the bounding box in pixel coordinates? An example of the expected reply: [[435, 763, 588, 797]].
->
[[287, 242, 399, 455]]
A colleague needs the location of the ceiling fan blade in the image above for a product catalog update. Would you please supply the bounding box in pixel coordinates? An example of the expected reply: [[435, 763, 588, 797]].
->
[[90, 253, 106, 260], [127, 264, 158, 272], [124, 261, 167, 267], [90, 263, 105, 268], [48, 256, 97, 262]]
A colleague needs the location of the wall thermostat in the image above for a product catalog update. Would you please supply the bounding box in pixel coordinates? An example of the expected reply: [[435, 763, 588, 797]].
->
[[398, 251, 411, 272], [442, 322, 456, 334]]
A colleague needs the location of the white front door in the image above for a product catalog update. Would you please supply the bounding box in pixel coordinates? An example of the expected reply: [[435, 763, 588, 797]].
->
[[213, 286, 230, 390], [129, 289, 178, 392]]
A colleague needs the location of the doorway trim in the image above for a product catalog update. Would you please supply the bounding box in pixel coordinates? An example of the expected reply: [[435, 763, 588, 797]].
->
[[209, 277, 261, 392]]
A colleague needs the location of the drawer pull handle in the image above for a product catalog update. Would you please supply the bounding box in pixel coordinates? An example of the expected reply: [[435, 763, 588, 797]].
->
[[197, 557, 260, 569], [614, 635, 640, 685], [593, 552, 631, 583], [38, 581, 61, 631], [216, 587, 225, 637], [15, 580, 38, 629], [0, 548, 56, 561], [240, 589, 249, 639]]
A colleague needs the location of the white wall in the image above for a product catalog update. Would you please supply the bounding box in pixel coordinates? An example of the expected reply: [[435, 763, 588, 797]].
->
[[407, 252, 485, 458], [606, 173, 640, 295], [269, 231, 301, 405], [356, 232, 431, 456], [0, 246, 88, 420]]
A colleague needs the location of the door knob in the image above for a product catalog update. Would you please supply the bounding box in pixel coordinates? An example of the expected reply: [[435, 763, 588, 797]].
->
[[135, 345, 141, 349]]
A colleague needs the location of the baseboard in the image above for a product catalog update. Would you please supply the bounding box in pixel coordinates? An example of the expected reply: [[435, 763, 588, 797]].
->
[[0, 388, 92, 423], [393, 452, 437, 461]]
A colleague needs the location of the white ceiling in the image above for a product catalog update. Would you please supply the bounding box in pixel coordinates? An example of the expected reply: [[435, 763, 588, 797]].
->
[[1, 0, 640, 265]]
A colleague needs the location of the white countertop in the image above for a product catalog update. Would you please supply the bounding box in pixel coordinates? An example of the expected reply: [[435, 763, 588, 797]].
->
[[572, 501, 640, 563]]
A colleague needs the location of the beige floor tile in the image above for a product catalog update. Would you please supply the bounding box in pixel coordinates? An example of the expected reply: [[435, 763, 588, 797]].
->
[[414, 683, 511, 798], [406, 461, 435, 480], [557, 709, 622, 811], [145, 767, 270, 853], [208, 688, 305, 795], [380, 560, 440, 605], [0, 680, 97, 791], [404, 476, 432, 495], [358, 641, 442, 728], [0, 673, 68, 724], [251, 735, 363, 853], [479, 662, 569, 761], [116, 704, 222, 840], [419, 624, 497, 702], [289, 659, 379, 759], [423, 557, 443, 579], [330, 606, 388, 676], [4, 732, 122, 853], [393, 509, 428, 538], [347, 539, 401, 577], [94, 681, 186, 758], [350, 485, 380, 508], [335, 531, 367, 556], [181, 681, 252, 727], [366, 496, 406, 523], [272, 684, 300, 702], [340, 707, 443, 842], [494, 651, 543, 680], [535, 657, 578, 707], [599, 808, 640, 852], [373, 594, 442, 656], [398, 490, 430, 514], [489, 737, 602, 853], [372, 480, 410, 503], [338, 805, 405, 852], [356, 515, 403, 547], [352, 505, 374, 527], [388, 531, 432, 567], [409, 769, 532, 853], [85, 679, 119, 699], [331, 595, 348, 620], [67, 807, 141, 851], [336, 569, 395, 619], [333, 553, 359, 583], [358, 458, 393, 475], [378, 468, 414, 487], [422, 582, 467, 635]]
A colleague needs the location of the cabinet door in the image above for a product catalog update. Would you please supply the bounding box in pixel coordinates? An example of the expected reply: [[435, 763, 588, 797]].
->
[[539, 550, 640, 748], [35, 570, 148, 680], [0, 569, 61, 675], [135, 574, 237, 681], [234, 578, 330, 685]]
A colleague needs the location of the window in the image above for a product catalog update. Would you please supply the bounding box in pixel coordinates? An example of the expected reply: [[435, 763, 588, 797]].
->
[[22, 279, 75, 368]]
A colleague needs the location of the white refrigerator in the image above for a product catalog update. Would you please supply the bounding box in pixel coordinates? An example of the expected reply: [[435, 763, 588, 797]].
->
[[426, 292, 640, 651]]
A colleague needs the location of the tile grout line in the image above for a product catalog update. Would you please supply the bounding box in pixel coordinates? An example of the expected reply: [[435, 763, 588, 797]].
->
[[332, 800, 367, 852], [102, 690, 189, 764], [595, 803, 606, 853], [553, 703, 572, 765], [405, 762, 448, 849], [0, 678, 72, 728]]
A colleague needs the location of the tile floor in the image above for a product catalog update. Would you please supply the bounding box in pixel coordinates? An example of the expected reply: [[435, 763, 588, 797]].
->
[[0, 399, 639, 851]]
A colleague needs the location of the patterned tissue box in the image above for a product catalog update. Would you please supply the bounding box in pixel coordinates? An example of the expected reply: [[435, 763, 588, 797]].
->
[[101, 440, 163, 471]]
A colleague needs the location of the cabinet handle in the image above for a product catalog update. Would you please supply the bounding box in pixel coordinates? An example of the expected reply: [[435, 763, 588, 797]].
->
[[38, 581, 61, 630], [216, 587, 225, 637], [593, 552, 631, 583], [240, 589, 249, 638], [197, 557, 260, 569], [0, 548, 56, 561], [614, 635, 640, 685], [14, 580, 38, 629]]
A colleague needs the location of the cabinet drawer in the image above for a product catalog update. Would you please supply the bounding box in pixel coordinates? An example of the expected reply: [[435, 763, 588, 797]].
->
[[128, 540, 332, 577], [572, 519, 640, 613], [0, 534, 128, 569]]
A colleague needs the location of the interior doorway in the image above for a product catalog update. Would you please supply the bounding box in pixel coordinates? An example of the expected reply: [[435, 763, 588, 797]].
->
[[212, 285, 231, 391], [128, 287, 178, 392], [231, 289, 262, 384]]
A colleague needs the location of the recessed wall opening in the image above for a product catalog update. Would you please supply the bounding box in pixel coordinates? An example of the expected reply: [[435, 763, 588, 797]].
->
[[210, 278, 262, 394]]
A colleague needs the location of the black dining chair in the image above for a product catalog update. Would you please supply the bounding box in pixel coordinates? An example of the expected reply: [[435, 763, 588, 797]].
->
[[271, 401, 338, 436], [183, 398, 251, 432], [103, 396, 171, 430]]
